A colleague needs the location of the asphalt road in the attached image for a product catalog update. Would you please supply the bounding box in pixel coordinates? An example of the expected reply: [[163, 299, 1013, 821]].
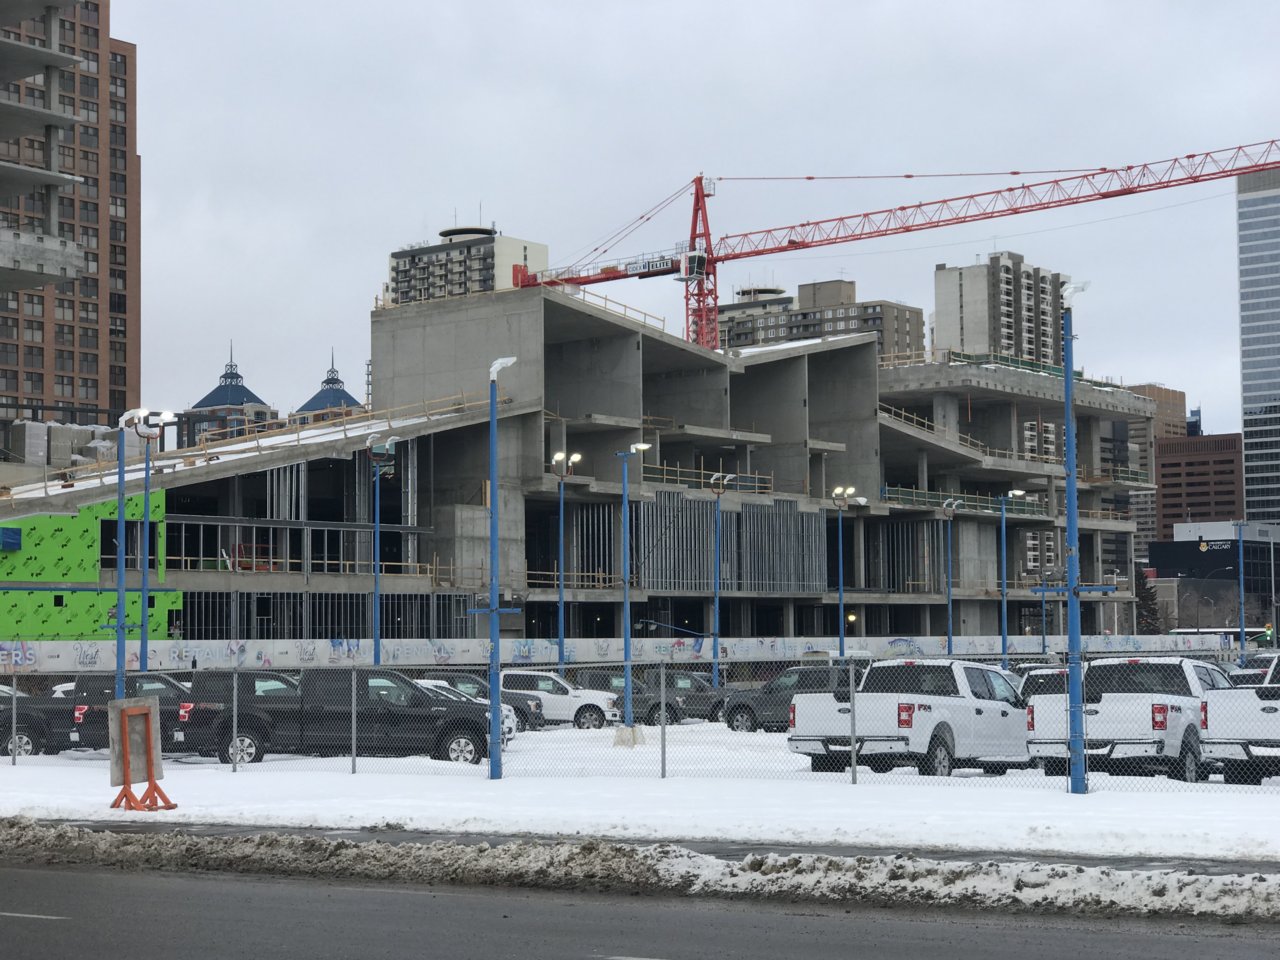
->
[[2, 863, 1278, 960]]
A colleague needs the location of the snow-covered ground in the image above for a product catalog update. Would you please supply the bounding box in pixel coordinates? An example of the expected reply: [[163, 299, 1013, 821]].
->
[[3, 723, 1278, 862]]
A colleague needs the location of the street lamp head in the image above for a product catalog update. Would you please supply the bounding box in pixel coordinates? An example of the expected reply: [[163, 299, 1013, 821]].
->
[[1062, 280, 1090, 306], [569, 453, 582, 465], [365, 433, 381, 450], [631, 442, 651, 454], [489, 356, 517, 380], [832, 486, 845, 497], [1008, 488, 1026, 498], [853, 496, 868, 506], [552, 451, 566, 463]]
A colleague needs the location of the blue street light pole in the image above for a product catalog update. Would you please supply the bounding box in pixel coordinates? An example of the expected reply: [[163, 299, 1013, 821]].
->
[[140, 436, 151, 671], [114, 419, 127, 700], [1062, 299, 1087, 796], [552, 451, 581, 676], [1239, 521, 1248, 666], [832, 486, 853, 659], [710, 473, 734, 689], [615, 442, 650, 727], [999, 489, 1026, 671], [943, 498, 964, 656], [478, 357, 517, 780]]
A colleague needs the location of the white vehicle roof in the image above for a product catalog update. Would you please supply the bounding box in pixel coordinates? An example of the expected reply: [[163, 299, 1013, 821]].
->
[[1088, 656, 1199, 667], [869, 658, 990, 669]]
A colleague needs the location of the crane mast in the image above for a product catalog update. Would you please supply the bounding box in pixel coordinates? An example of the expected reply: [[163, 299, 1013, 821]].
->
[[518, 139, 1280, 350]]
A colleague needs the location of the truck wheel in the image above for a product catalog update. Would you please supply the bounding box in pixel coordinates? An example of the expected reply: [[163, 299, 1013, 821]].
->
[[1170, 740, 1201, 783], [810, 755, 847, 773], [4, 726, 39, 757], [574, 705, 606, 729], [438, 728, 483, 764], [866, 757, 894, 774], [1043, 758, 1069, 778], [218, 730, 264, 765], [919, 738, 953, 777], [727, 707, 757, 733], [1224, 762, 1264, 786]]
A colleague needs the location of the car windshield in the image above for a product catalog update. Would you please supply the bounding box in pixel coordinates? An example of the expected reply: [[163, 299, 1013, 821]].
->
[[1086, 663, 1192, 697]]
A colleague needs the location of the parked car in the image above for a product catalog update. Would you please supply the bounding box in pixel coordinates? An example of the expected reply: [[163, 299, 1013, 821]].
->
[[723, 663, 868, 733], [1202, 656, 1280, 784], [640, 668, 725, 722], [500, 669, 620, 728], [1, 672, 191, 757], [181, 668, 490, 764], [0, 683, 26, 698], [1025, 657, 1227, 780], [575, 668, 681, 725], [430, 671, 545, 731], [788, 659, 1029, 775], [415, 679, 514, 744]]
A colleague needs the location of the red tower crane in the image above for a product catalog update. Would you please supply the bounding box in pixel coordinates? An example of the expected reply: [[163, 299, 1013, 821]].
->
[[516, 139, 1280, 350]]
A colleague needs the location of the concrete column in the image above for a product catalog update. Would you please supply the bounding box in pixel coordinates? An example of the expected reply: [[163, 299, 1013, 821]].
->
[[852, 515, 866, 590], [782, 599, 795, 637], [916, 449, 929, 492], [932, 393, 961, 439]]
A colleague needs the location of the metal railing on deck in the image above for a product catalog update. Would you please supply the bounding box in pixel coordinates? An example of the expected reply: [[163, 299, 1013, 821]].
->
[[880, 486, 1050, 517], [642, 461, 773, 494]]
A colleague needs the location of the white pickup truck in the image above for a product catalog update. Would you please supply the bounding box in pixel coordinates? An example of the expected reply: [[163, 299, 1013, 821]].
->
[[500, 669, 621, 728], [787, 659, 1029, 776], [1024, 657, 1228, 781], [1202, 655, 1280, 784]]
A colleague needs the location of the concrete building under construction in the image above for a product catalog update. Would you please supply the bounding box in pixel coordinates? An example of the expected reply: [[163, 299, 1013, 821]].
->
[[0, 259, 1155, 647]]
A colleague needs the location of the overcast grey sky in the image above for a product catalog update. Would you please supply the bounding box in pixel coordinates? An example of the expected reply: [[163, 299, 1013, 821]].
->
[[111, 1, 1280, 433]]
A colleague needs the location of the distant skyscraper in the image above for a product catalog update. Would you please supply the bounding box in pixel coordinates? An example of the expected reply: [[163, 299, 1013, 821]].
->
[[1240, 172, 1280, 521]]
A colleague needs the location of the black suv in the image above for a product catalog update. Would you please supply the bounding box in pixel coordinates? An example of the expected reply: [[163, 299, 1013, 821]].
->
[[638, 668, 725, 722], [430, 670, 545, 731]]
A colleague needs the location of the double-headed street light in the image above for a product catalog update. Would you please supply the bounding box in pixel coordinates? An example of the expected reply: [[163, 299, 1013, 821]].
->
[[114, 408, 174, 699], [942, 498, 965, 656], [552, 451, 582, 676], [708, 472, 734, 688], [367, 432, 400, 667], [831, 486, 854, 659], [615, 441, 650, 729], [999, 488, 1026, 670]]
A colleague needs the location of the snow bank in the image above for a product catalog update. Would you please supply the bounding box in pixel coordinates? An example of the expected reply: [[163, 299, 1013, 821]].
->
[[1, 817, 1275, 919], [3, 752, 1280, 862]]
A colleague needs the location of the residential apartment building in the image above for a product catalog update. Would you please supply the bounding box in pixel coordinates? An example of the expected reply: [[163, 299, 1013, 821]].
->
[[0, 0, 139, 464], [1153, 433, 1244, 542], [384, 226, 548, 306], [932, 251, 1068, 366], [1240, 170, 1280, 521], [716, 279, 924, 356]]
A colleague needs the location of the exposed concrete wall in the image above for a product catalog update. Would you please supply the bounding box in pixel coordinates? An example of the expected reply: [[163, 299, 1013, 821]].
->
[[643, 367, 729, 429], [730, 356, 809, 494], [807, 344, 879, 501], [545, 331, 642, 421], [371, 288, 546, 413]]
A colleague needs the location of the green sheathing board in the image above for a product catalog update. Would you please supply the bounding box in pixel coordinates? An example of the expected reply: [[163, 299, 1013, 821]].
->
[[0, 492, 165, 584], [0, 492, 181, 640], [2, 588, 183, 641]]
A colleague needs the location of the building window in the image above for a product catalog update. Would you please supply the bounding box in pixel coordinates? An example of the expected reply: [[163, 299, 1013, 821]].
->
[[109, 243, 126, 266], [57, 196, 74, 220], [53, 374, 73, 397], [109, 124, 126, 147], [109, 316, 125, 338], [108, 269, 125, 291], [108, 76, 125, 99], [79, 75, 97, 97], [0, 343, 14, 365], [23, 294, 43, 317], [79, 25, 98, 49], [78, 326, 98, 348], [109, 51, 126, 76], [83, 252, 98, 275], [77, 377, 97, 400], [108, 100, 125, 123], [54, 325, 73, 348], [108, 293, 125, 313], [79, 125, 98, 147], [81, 50, 98, 73], [79, 99, 97, 121], [79, 199, 98, 220], [78, 302, 98, 324], [54, 349, 73, 371], [108, 341, 125, 363], [78, 352, 97, 374], [109, 364, 125, 387], [108, 196, 124, 218], [79, 225, 98, 248], [109, 220, 125, 242], [0, 317, 15, 340], [23, 371, 42, 394], [79, 277, 98, 298], [81, 175, 98, 199], [109, 172, 126, 195], [22, 345, 42, 367], [0, 370, 16, 392], [58, 145, 74, 171], [79, 149, 98, 174]]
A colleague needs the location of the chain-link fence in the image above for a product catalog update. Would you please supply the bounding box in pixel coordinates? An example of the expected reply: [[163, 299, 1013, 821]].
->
[[4, 654, 1279, 793]]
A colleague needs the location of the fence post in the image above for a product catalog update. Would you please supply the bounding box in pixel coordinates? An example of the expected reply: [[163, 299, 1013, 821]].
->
[[231, 663, 239, 774], [9, 660, 16, 766], [351, 665, 358, 775], [659, 661, 667, 779], [849, 659, 857, 786]]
